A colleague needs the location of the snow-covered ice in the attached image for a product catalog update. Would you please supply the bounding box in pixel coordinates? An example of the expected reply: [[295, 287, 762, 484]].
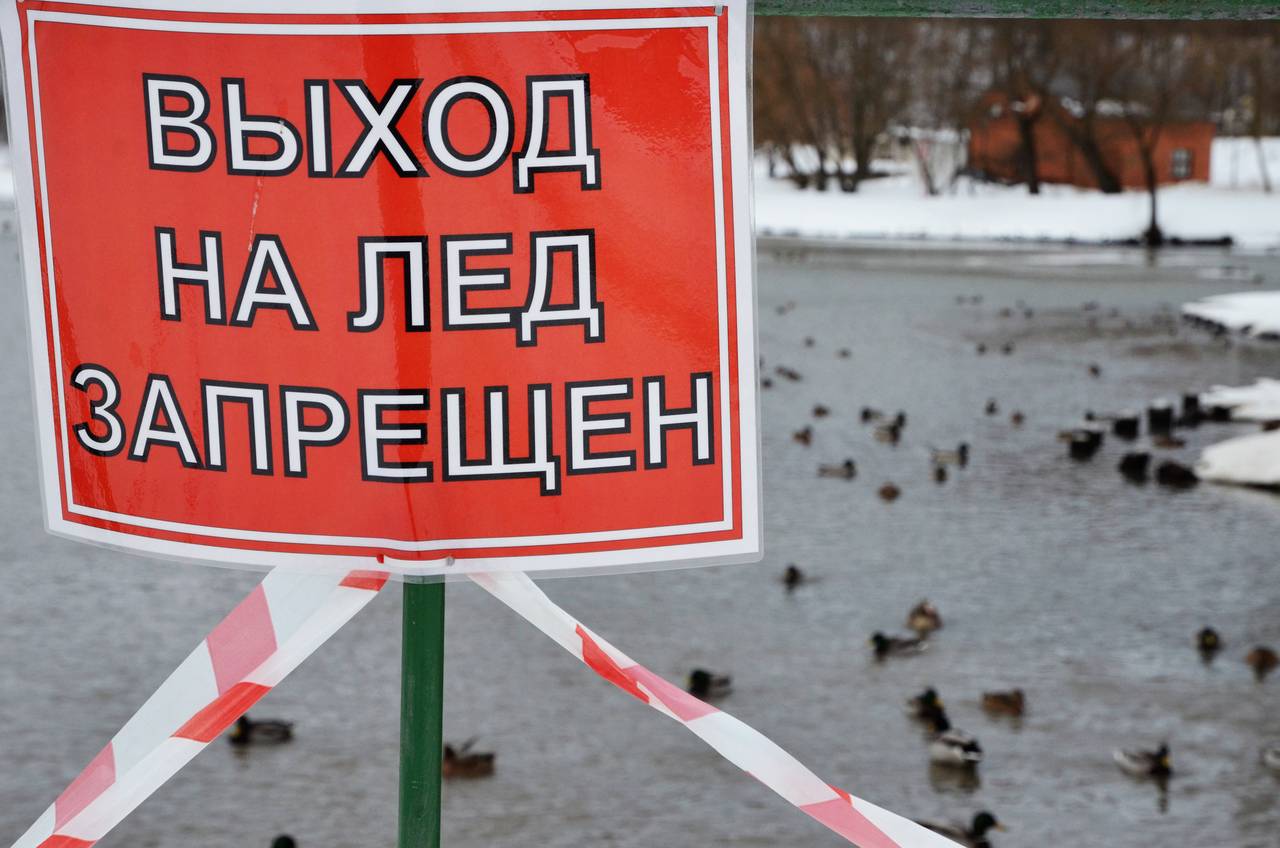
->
[[1182, 291, 1280, 339], [1197, 428, 1280, 488], [1200, 378, 1280, 421]]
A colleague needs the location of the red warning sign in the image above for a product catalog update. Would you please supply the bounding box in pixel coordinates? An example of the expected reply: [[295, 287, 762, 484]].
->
[[3, 1, 759, 575]]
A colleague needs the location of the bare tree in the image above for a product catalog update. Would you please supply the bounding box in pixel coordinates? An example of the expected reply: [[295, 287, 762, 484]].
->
[[987, 21, 1060, 194]]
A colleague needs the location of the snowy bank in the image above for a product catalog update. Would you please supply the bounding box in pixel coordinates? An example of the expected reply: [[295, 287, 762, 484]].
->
[[1200, 378, 1280, 422], [755, 137, 1280, 249], [1197, 429, 1280, 489], [1182, 291, 1280, 340]]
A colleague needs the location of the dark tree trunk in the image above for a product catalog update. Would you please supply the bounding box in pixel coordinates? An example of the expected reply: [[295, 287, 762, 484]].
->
[[1142, 155, 1163, 247], [1014, 115, 1041, 195]]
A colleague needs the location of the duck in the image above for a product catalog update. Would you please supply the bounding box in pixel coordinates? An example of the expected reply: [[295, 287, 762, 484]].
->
[[861, 406, 885, 423], [981, 689, 1025, 717], [1263, 743, 1280, 773], [760, 377, 773, 390], [443, 738, 496, 779], [228, 715, 293, 746], [930, 443, 969, 468], [975, 343, 987, 355], [906, 600, 943, 634], [818, 459, 856, 480], [837, 348, 851, 359], [688, 668, 732, 699], [1152, 434, 1186, 450], [804, 336, 815, 348], [906, 687, 946, 723], [1113, 743, 1171, 779], [984, 399, 999, 416], [933, 464, 948, 484], [870, 631, 926, 659], [1001, 342, 1014, 355], [1156, 460, 1197, 488], [1246, 645, 1278, 680], [783, 564, 805, 591], [927, 713, 983, 767], [272, 837, 297, 848], [812, 404, 831, 418], [1088, 363, 1103, 378], [1196, 626, 1222, 656], [874, 422, 902, 444], [792, 426, 813, 446], [1010, 411, 1025, 427], [878, 482, 901, 502], [1117, 452, 1150, 483], [775, 365, 802, 382], [917, 811, 1004, 848]]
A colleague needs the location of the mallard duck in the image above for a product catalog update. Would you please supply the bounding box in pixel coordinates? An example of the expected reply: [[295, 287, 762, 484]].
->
[[870, 631, 926, 659], [1118, 452, 1150, 483], [976, 343, 987, 355], [984, 399, 999, 416], [1246, 645, 1278, 680], [443, 738, 495, 779], [874, 422, 902, 444], [812, 404, 830, 418], [1010, 411, 1025, 427], [783, 564, 805, 591], [861, 406, 885, 423], [1196, 627, 1222, 656], [907, 600, 943, 633], [1152, 434, 1186, 450], [271, 836, 297, 848], [837, 348, 851, 359], [228, 715, 293, 746], [1263, 743, 1280, 773], [1001, 342, 1014, 355], [906, 687, 946, 723], [818, 459, 856, 480], [933, 464, 947, 484], [687, 668, 732, 699], [878, 482, 901, 502], [1114, 743, 1171, 778], [928, 713, 983, 767], [981, 689, 1025, 717], [917, 811, 1004, 848], [775, 365, 802, 382], [793, 426, 813, 446], [1088, 363, 1102, 378], [930, 443, 969, 468]]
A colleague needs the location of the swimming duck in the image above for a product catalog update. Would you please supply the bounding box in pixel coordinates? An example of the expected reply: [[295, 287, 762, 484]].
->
[[443, 738, 496, 779], [837, 348, 851, 359], [933, 464, 947, 484], [783, 564, 805, 591], [804, 336, 815, 348], [793, 426, 813, 446], [927, 713, 983, 767], [1152, 434, 1186, 450], [688, 668, 732, 699], [975, 343, 987, 355], [818, 459, 856, 480], [981, 689, 1025, 717], [1246, 645, 1278, 680], [906, 600, 943, 634], [870, 631, 926, 659], [1000, 342, 1014, 355], [984, 399, 999, 416], [1118, 452, 1150, 483], [906, 687, 946, 723], [1263, 743, 1280, 773], [1114, 743, 1171, 779], [1196, 627, 1222, 656], [930, 443, 969, 468], [878, 482, 901, 502], [917, 811, 1004, 848], [874, 422, 903, 444], [272, 836, 297, 848], [228, 715, 293, 746], [812, 404, 831, 418], [1088, 363, 1103, 378], [861, 406, 885, 423], [775, 365, 802, 382], [760, 377, 773, 389], [1010, 411, 1025, 427]]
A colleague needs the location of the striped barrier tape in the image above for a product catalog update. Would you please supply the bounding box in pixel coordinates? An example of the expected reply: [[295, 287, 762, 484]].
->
[[471, 571, 960, 848], [10, 568, 389, 848]]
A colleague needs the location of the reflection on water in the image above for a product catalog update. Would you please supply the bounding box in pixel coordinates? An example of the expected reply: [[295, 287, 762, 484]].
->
[[2, 236, 1279, 847]]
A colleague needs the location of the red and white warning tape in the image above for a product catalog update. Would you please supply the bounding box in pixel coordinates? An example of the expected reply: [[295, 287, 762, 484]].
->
[[471, 572, 959, 848], [11, 568, 955, 848], [10, 568, 389, 848]]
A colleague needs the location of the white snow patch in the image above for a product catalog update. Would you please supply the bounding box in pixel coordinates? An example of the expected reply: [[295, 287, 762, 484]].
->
[[1182, 291, 1280, 339], [1197, 428, 1280, 488], [1200, 378, 1280, 422]]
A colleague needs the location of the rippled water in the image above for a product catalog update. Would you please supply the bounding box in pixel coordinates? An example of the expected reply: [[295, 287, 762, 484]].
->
[[2, 234, 1279, 847]]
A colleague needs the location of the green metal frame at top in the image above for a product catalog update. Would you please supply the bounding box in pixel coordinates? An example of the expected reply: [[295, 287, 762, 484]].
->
[[753, 1, 1280, 17]]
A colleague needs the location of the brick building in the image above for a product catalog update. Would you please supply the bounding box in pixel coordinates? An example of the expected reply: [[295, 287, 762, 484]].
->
[[967, 92, 1213, 190]]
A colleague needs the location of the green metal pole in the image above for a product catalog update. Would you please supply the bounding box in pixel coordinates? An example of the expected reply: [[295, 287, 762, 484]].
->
[[399, 580, 446, 848]]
